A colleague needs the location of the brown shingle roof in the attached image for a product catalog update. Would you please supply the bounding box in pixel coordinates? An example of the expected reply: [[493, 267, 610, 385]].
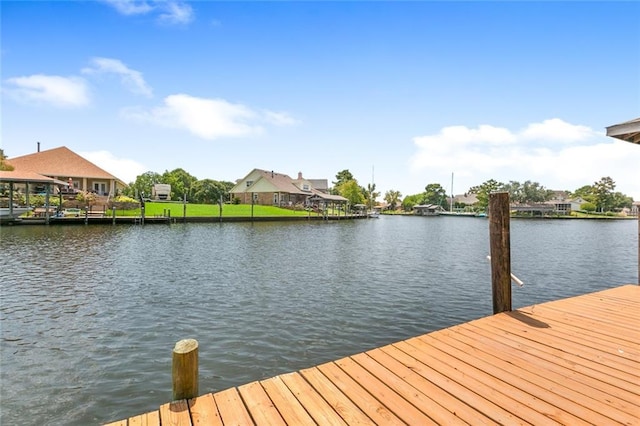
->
[[0, 171, 64, 184], [7, 146, 124, 183], [249, 169, 308, 195]]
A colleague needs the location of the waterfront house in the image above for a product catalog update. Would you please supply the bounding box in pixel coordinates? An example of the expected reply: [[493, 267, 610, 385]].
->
[[543, 191, 572, 215], [569, 197, 589, 211], [6, 146, 126, 197], [413, 204, 445, 216], [230, 169, 343, 207]]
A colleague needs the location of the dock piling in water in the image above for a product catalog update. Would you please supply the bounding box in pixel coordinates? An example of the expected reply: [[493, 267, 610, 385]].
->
[[172, 339, 199, 401], [489, 191, 511, 313]]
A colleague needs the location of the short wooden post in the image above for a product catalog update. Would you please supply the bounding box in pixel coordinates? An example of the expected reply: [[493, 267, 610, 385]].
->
[[183, 193, 187, 223], [172, 338, 198, 400], [112, 206, 116, 225], [489, 192, 511, 313]]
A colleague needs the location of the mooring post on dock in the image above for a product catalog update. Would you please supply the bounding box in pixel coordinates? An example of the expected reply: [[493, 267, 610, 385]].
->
[[112, 206, 116, 225], [489, 191, 511, 313], [172, 338, 198, 401]]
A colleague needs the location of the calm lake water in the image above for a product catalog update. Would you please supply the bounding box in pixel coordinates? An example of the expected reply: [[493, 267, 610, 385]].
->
[[0, 216, 637, 425]]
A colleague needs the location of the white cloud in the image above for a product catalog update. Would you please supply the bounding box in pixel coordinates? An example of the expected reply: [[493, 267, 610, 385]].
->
[[158, 1, 194, 25], [103, 0, 193, 25], [409, 119, 640, 199], [101, 0, 153, 16], [521, 118, 598, 143], [79, 150, 147, 184], [123, 94, 297, 139], [262, 110, 300, 126], [3, 74, 90, 107], [82, 57, 153, 97]]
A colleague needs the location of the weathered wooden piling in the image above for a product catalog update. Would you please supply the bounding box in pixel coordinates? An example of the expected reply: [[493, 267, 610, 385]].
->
[[172, 339, 198, 401], [489, 191, 511, 313]]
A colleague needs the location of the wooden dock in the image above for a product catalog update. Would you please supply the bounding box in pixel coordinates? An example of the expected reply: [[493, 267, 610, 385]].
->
[[106, 285, 639, 425]]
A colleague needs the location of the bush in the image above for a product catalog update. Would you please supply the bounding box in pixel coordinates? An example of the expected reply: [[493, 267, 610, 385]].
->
[[112, 195, 137, 203], [580, 202, 596, 213], [76, 191, 97, 205]]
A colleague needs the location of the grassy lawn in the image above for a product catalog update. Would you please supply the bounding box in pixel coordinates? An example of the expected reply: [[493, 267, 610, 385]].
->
[[117, 202, 321, 217]]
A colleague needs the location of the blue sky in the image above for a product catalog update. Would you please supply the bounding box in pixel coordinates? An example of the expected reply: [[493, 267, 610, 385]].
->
[[2, 1, 639, 200]]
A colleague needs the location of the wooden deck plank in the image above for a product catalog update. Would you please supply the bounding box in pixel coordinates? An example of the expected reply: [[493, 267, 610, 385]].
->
[[259, 376, 316, 425], [237, 381, 287, 426], [350, 351, 468, 425], [188, 393, 223, 426], [158, 400, 192, 426], [279, 371, 348, 425], [532, 299, 639, 333], [456, 322, 640, 423], [127, 410, 160, 426], [502, 310, 640, 366], [106, 285, 640, 426], [518, 303, 640, 348], [393, 339, 564, 425], [317, 360, 405, 424], [334, 356, 438, 425], [502, 309, 640, 373], [572, 294, 638, 316], [365, 346, 497, 425], [427, 328, 632, 425], [213, 387, 255, 425], [480, 315, 640, 399], [506, 307, 640, 354], [299, 366, 375, 425]]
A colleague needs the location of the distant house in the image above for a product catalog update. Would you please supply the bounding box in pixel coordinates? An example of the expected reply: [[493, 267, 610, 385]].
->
[[451, 193, 478, 206], [6, 146, 126, 197], [569, 197, 589, 211], [230, 169, 344, 206], [413, 204, 445, 216], [541, 190, 571, 215]]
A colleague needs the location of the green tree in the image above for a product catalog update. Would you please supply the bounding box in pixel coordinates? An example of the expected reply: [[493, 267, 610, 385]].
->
[[593, 176, 616, 212], [468, 179, 504, 210], [337, 180, 365, 207], [581, 202, 596, 213], [611, 192, 633, 210], [384, 189, 402, 210], [162, 168, 198, 201], [0, 149, 14, 171], [363, 183, 380, 209], [124, 171, 162, 199], [502, 181, 523, 204], [423, 183, 448, 208], [333, 169, 354, 186], [571, 185, 596, 203], [522, 180, 553, 203], [401, 194, 422, 211], [192, 179, 227, 204]]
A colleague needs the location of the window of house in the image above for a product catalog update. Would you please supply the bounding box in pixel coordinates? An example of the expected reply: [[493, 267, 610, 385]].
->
[[93, 182, 107, 195], [246, 181, 253, 187], [302, 184, 310, 191]]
